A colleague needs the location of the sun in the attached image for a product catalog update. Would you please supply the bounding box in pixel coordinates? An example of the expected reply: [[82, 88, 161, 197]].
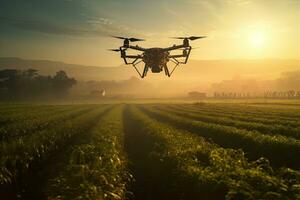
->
[[249, 31, 266, 48]]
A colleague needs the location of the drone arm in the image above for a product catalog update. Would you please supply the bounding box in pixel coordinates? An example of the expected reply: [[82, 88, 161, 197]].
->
[[168, 47, 191, 64], [121, 49, 143, 64], [163, 44, 187, 51], [125, 55, 143, 59], [128, 45, 146, 51], [166, 47, 192, 77], [168, 55, 185, 58]]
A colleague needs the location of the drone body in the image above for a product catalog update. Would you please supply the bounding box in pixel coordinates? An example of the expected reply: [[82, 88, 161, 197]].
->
[[143, 48, 169, 73], [110, 36, 206, 78]]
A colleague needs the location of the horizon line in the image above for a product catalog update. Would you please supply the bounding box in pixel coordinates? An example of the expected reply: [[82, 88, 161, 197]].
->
[[1, 56, 300, 68]]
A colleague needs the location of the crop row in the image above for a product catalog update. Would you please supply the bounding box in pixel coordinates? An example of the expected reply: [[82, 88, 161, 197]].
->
[[45, 105, 131, 200], [0, 105, 95, 141], [171, 104, 300, 127], [126, 105, 300, 199], [0, 105, 71, 126], [157, 105, 300, 140], [0, 105, 111, 189], [140, 106, 300, 169], [188, 103, 300, 120]]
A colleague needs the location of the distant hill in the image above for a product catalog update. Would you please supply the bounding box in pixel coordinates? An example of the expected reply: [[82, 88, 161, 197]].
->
[[0, 57, 299, 83], [0, 57, 133, 81]]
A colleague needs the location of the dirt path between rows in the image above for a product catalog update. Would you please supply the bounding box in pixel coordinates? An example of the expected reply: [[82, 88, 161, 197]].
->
[[123, 106, 180, 200]]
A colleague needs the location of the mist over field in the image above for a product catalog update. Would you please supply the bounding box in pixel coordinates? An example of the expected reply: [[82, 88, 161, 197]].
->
[[1, 57, 300, 98]]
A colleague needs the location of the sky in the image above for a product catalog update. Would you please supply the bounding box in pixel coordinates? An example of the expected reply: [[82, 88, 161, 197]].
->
[[0, 0, 299, 66]]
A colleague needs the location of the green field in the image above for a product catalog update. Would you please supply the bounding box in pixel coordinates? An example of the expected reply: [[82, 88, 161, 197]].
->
[[1, 102, 300, 200]]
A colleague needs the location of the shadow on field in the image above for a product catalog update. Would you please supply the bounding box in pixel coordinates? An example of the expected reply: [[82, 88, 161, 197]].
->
[[123, 106, 181, 200], [123, 106, 158, 200]]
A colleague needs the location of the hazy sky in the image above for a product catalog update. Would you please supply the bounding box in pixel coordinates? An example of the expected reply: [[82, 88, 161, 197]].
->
[[0, 0, 299, 66]]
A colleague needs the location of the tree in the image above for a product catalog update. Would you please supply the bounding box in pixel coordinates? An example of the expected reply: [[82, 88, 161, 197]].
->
[[23, 69, 38, 78], [52, 70, 77, 97], [0, 69, 76, 100]]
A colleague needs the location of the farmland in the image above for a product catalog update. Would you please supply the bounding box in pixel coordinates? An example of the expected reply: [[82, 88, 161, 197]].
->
[[1, 102, 300, 199]]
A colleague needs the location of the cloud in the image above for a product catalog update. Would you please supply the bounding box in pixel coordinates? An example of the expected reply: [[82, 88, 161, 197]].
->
[[226, 0, 252, 6], [0, 17, 102, 37], [0, 16, 143, 38]]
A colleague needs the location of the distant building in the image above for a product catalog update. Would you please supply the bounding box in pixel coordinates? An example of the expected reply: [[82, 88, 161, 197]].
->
[[101, 89, 106, 97], [188, 91, 207, 99], [90, 89, 106, 97]]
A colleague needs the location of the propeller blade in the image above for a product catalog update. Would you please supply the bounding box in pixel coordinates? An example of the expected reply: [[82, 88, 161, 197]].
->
[[111, 36, 126, 40], [171, 37, 186, 39], [189, 36, 206, 40], [171, 36, 207, 40], [111, 36, 145, 42], [129, 38, 145, 42], [108, 49, 121, 52]]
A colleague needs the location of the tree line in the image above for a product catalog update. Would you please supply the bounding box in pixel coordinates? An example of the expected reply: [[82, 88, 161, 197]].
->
[[0, 69, 76, 100], [213, 91, 300, 99]]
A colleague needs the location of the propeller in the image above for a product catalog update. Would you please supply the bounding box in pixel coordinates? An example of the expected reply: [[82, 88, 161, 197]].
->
[[171, 36, 206, 40], [111, 36, 145, 42], [108, 49, 121, 52]]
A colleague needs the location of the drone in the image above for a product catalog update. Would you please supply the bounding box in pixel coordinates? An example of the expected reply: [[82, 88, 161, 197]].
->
[[109, 36, 206, 78]]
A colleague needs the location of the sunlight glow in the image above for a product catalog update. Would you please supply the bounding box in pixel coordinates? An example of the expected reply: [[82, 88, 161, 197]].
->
[[249, 31, 266, 48]]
